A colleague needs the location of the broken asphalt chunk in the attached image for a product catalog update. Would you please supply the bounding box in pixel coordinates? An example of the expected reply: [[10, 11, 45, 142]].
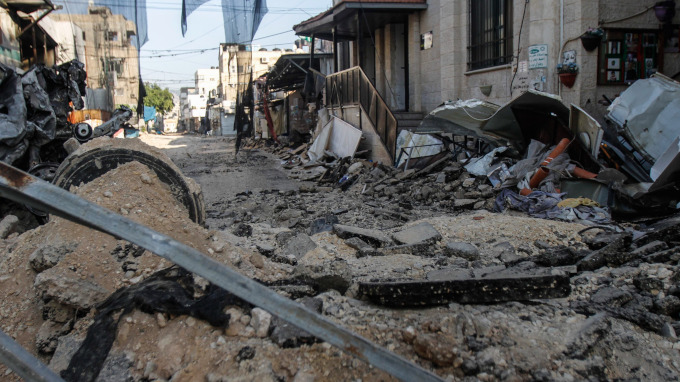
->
[[454, 199, 477, 209], [577, 233, 633, 271], [333, 224, 393, 247], [444, 242, 480, 261], [359, 272, 571, 307], [269, 297, 323, 348], [278, 232, 317, 261], [308, 214, 340, 235], [293, 259, 352, 294], [635, 214, 680, 246], [392, 222, 442, 245]]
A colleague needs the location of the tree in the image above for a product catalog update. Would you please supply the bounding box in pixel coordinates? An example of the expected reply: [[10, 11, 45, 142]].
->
[[143, 83, 174, 115]]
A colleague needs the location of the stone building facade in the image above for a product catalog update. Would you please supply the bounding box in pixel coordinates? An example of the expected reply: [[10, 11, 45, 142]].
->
[[51, 6, 140, 109], [217, 44, 283, 113], [296, 0, 680, 125]]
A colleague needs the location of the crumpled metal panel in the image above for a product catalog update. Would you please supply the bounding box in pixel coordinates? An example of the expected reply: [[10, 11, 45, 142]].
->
[[410, 90, 570, 154], [0, 61, 86, 166], [413, 99, 503, 145], [569, 104, 603, 157], [608, 74, 680, 163], [21, 69, 57, 148]]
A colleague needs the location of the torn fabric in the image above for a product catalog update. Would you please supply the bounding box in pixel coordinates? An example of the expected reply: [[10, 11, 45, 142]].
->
[[181, 0, 212, 36], [61, 267, 248, 382], [494, 189, 611, 224], [222, 0, 268, 44]]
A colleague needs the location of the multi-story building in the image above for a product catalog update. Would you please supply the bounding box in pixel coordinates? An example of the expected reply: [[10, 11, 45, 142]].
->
[[0, 7, 23, 68], [217, 44, 283, 113], [195, 67, 219, 97], [51, 6, 140, 110], [179, 87, 196, 132], [293, 0, 680, 165]]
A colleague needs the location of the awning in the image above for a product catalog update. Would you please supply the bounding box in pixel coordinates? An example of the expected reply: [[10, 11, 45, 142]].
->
[[293, 0, 427, 41], [266, 53, 332, 92], [0, 0, 54, 13]]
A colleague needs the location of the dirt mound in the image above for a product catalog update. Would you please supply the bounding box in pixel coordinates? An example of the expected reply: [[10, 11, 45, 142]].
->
[[0, 160, 294, 381]]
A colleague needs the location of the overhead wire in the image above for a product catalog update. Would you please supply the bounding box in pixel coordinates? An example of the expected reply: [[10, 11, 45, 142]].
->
[[509, 0, 529, 97], [54, 0, 326, 13], [58, 0, 329, 92]]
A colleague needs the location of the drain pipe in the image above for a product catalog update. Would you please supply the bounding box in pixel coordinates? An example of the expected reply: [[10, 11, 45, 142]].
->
[[559, 0, 564, 97]]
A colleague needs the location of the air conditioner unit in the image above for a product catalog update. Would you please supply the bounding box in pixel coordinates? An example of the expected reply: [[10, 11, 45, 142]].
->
[[260, 57, 269, 64]]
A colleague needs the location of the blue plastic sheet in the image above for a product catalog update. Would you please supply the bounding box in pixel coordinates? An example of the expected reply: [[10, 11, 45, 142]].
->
[[143, 106, 156, 122]]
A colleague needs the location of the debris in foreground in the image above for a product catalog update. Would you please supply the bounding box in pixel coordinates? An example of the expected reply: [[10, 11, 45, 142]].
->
[[359, 271, 571, 307], [0, 160, 443, 382]]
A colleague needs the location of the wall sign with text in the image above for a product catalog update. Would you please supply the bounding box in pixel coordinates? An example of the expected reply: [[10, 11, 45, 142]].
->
[[529, 44, 548, 69]]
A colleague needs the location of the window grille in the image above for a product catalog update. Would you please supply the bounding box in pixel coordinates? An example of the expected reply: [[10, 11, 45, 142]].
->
[[468, 0, 513, 71]]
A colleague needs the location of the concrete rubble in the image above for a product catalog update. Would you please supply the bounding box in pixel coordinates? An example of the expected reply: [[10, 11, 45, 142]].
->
[[1, 77, 680, 380]]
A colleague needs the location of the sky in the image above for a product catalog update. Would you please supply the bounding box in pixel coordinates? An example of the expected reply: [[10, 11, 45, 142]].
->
[[139, 0, 332, 92]]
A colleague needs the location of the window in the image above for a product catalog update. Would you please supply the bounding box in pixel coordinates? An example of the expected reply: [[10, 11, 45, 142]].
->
[[108, 59, 124, 76], [598, 29, 661, 85], [107, 31, 118, 42], [468, 0, 513, 71]]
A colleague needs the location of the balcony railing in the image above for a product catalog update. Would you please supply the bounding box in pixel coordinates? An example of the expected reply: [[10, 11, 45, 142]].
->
[[326, 66, 398, 160]]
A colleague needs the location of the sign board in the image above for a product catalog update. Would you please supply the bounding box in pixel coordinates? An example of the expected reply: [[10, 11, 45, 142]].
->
[[420, 31, 433, 50], [562, 50, 576, 65], [528, 44, 548, 69]]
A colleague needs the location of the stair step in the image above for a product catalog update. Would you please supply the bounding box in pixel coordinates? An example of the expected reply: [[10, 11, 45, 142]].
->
[[397, 121, 422, 129]]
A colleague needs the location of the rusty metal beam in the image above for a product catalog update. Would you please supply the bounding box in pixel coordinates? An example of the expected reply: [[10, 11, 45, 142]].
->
[[0, 162, 443, 382]]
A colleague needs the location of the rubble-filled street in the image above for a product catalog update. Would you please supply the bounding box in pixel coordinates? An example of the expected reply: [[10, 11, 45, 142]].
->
[[2, 0, 680, 380], [1, 133, 678, 381]]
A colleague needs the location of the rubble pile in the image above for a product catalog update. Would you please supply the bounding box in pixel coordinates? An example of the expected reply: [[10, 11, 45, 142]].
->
[[1, 132, 679, 381], [247, 140, 498, 214], [214, 135, 680, 380]]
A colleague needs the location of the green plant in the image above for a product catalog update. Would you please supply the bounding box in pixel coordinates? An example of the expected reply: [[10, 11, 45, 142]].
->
[[143, 83, 174, 115], [556, 63, 579, 74]]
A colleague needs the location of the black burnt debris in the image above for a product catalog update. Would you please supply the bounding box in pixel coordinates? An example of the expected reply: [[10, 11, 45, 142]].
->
[[0, 61, 138, 175]]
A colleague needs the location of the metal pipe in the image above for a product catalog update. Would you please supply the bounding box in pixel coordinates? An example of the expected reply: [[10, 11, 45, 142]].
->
[[333, 27, 338, 72], [559, 0, 564, 97], [0, 330, 64, 382], [310, 33, 316, 71], [0, 162, 443, 382]]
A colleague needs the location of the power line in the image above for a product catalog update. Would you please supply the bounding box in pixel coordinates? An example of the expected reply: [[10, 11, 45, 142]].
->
[[53, 1, 327, 13]]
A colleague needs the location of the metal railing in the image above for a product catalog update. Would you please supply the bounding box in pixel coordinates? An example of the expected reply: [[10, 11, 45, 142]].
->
[[326, 66, 398, 160]]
